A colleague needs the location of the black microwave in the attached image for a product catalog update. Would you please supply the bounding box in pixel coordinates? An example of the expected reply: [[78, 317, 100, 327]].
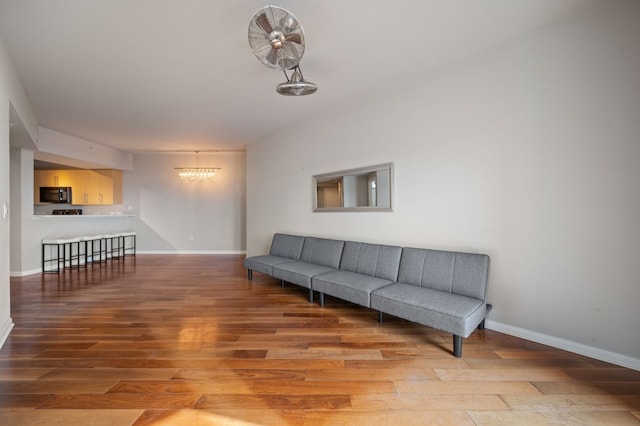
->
[[40, 187, 72, 203]]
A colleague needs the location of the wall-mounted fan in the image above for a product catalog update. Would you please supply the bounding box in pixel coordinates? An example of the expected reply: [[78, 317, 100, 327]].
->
[[248, 5, 317, 96]]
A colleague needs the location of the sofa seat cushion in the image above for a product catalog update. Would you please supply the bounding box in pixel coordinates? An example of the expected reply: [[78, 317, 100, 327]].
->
[[313, 270, 394, 308], [272, 261, 336, 289], [371, 283, 486, 338], [243, 255, 298, 276]]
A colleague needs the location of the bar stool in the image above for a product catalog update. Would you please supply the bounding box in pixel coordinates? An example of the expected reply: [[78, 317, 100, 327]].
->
[[42, 236, 84, 273], [64, 237, 86, 269], [105, 233, 124, 260], [121, 231, 136, 256], [83, 235, 106, 264], [42, 237, 66, 273]]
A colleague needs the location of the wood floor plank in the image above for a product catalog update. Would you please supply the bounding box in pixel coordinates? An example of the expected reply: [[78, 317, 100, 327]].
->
[[173, 368, 305, 381], [0, 380, 116, 394], [37, 367, 178, 381], [148, 349, 268, 359], [351, 393, 509, 411], [0, 408, 144, 426], [2, 254, 638, 425], [133, 408, 306, 426], [493, 349, 603, 360], [470, 410, 640, 425], [345, 358, 466, 369], [533, 380, 640, 395], [465, 358, 597, 369], [303, 410, 477, 426], [500, 394, 640, 411], [435, 368, 573, 382], [308, 340, 419, 350], [38, 393, 203, 409], [305, 367, 438, 381], [91, 340, 283, 350], [251, 380, 396, 395], [196, 394, 352, 410], [561, 367, 640, 382], [393, 380, 542, 395], [33, 349, 154, 359], [0, 368, 52, 380], [0, 394, 52, 408], [109, 380, 258, 395], [266, 348, 383, 360], [236, 334, 342, 344]]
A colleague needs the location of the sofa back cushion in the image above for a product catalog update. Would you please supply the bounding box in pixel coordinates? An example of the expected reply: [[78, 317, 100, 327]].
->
[[340, 241, 402, 281], [269, 233, 305, 260], [300, 237, 344, 269], [398, 247, 489, 300]]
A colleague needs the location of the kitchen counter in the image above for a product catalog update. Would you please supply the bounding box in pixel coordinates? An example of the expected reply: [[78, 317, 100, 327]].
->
[[33, 214, 135, 218]]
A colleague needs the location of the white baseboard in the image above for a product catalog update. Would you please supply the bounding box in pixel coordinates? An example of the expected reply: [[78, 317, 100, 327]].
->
[[486, 320, 640, 371], [10, 268, 41, 277], [0, 316, 14, 350]]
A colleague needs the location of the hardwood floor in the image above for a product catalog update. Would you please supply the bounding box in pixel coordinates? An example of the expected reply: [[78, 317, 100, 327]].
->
[[1, 254, 639, 425]]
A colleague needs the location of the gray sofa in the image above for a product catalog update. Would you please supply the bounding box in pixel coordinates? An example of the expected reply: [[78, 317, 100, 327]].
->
[[271, 237, 344, 303], [370, 248, 490, 357], [312, 241, 402, 308], [243, 233, 304, 280], [244, 234, 490, 357]]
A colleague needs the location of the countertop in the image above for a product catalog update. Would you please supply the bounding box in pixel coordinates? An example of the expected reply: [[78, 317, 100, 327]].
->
[[33, 214, 135, 218]]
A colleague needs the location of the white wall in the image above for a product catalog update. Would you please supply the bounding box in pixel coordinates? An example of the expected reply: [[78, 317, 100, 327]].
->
[[247, 1, 640, 368], [1, 36, 38, 347], [0, 41, 12, 347], [36, 127, 133, 170], [123, 152, 246, 254], [9, 148, 29, 273]]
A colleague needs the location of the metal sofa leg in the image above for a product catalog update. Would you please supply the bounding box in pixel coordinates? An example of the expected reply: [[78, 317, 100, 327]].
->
[[379, 311, 383, 323], [247, 269, 252, 280], [309, 289, 314, 303], [281, 280, 285, 288], [453, 335, 463, 358], [319, 293, 325, 307]]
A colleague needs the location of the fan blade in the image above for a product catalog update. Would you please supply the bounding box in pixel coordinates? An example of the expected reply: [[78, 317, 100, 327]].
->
[[265, 48, 279, 66], [278, 43, 300, 69], [256, 13, 273, 34], [284, 32, 302, 45]]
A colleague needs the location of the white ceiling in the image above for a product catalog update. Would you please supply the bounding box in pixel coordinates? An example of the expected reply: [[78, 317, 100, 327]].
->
[[0, 0, 590, 153]]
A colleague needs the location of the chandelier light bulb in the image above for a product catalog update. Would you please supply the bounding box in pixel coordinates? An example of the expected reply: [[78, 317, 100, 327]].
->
[[175, 151, 220, 183]]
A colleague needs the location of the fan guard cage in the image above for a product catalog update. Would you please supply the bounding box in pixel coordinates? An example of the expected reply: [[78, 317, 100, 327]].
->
[[248, 5, 305, 70]]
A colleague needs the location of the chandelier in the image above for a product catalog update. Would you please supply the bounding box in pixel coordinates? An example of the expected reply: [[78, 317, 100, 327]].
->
[[175, 151, 221, 183]]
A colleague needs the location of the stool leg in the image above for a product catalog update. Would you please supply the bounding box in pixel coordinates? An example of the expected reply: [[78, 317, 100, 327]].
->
[[100, 238, 106, 262], [112, 236, 119, 259], [71, 241, 77, 268]]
